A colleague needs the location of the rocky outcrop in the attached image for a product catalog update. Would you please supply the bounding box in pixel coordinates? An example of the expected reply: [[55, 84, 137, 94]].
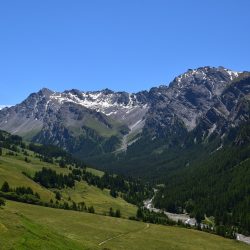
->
[[0, 66, 249, 160]]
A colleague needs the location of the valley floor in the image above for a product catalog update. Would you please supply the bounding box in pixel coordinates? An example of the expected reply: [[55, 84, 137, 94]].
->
[[0, 201, 250, 250]]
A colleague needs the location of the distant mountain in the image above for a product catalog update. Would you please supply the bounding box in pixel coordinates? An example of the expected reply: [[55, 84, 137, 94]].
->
[[0, 87, 149, 157], [0, 66, 249, 169]]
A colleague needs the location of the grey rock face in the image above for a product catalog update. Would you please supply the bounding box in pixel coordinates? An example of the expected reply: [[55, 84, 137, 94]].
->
[[192, 74, 250, 143], [0, 66, 248, 158], [144, 67, 241, 138]]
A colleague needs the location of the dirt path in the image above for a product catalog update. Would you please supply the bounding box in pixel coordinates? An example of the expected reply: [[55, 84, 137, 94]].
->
[[98, 223, 149, 246]]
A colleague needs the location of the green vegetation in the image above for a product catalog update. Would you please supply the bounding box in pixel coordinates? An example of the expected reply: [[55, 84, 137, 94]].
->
[[60, 181, 136, 218], [84, 116, 119, 137], [90, 119, 250, 237], [0, 197, 5, 207], [0, 202, 85, 250], [33, 167, 75, 188], [0, 152, 58, 201], [86, 167, 104, 177], [0, 130, 137, 218], [154, 142, 250, 236], [0, 201, 249, 250]]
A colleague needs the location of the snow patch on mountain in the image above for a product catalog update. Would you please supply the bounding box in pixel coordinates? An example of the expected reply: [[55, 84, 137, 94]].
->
[[48, 90, 149, 131], [0, 105, 12, 110], [224, 69, 240, 80], [174, 66, 241, 88], [50, 91, 146, 115]]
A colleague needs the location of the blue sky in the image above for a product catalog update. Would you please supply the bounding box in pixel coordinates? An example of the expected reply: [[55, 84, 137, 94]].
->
[[0, 0, 250, 105]]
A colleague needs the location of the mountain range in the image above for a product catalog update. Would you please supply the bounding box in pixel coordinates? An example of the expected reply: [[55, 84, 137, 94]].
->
[[0, 66, 249, 176], [1, 65, 250, 236]]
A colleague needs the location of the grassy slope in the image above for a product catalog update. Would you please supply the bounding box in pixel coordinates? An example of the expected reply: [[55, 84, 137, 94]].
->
[[61, 181, 136, 218], [0, 201, 249, 250], [0, 205, 85, 250], [84, 116, 118, 137], [0, 155, 58, 201], [86, 167, 104, 177], [0, 150, 136, 218]]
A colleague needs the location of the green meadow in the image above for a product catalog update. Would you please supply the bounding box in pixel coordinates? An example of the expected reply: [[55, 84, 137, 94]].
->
[[0, 201, 249, 250], [0, 150, 136, 218]]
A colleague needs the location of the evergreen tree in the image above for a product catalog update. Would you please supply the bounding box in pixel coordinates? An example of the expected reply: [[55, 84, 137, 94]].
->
[[55, 191, 61, 200], [78, 201, 86, 211], [88, 206, 95, 213], [136, 208, 143, 219], [59, 160, 66, 168], [35, 192, 40, 199], [0, 197, 5, 207], [72, 201, 77, 211], [1, 181, 10, 192], [109, 207, 114, 217], [63, 202, 69, 210], [110, 189, 118, 198], [115, 209, 121, 218]]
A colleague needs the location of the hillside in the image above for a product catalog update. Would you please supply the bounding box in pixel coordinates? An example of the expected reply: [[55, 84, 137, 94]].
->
[[1, 200, 249, 250], [0, 131, 138, 218]]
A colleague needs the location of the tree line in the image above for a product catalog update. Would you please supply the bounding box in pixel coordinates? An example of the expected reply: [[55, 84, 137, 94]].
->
[[32, 167, 152, 207]]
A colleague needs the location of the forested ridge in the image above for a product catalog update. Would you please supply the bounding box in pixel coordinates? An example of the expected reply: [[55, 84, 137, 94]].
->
[[153, 121, 250, 236]]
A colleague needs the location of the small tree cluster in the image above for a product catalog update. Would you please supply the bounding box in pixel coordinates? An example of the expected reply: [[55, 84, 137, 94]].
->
[[109, 207, 121, 218]]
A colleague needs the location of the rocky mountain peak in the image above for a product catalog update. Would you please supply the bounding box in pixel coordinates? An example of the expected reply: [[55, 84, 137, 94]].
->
[[100, 88, 114, 95], [144, 67, 245, 135], [170, 66, 240, 90], [0, 66, 248, 160], [37, 88, 54, 97]]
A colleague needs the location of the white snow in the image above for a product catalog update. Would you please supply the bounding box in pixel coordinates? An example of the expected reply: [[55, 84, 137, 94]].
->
[[50, 91, 146, 117], [208, 124, 217, 137], [0, 105, 12, 110], [174, 67, 241, 88], [225, 69, 241, 80]]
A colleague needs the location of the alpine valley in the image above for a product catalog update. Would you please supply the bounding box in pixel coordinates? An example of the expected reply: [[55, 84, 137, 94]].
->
[[1, 67, 249, 175], [1, 66, 250, 248]]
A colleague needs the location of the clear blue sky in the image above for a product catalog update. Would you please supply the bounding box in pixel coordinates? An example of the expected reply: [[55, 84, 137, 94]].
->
[[0, 0, 249, 105]]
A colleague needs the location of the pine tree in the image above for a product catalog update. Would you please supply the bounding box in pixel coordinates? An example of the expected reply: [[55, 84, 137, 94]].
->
[[55, 191, 61, 200], [115, 209, 121, 218], [88, 206, 95, 213], [1, 181, 10, 192], [136, 208, 143, 219], [109, 207, 114, 217], [0, 197, 5, 207]]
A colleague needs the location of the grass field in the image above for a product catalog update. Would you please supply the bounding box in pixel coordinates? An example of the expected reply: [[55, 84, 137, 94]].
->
[[86, 167, 104, 177], [0, 155, 58, 201], [0, 201, 249, 250], [0, 150, 136, 218], [61, 181, 136, 218]]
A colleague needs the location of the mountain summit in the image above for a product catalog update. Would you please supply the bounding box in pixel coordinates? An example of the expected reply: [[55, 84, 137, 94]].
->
[[0, 66, 249, 167]]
